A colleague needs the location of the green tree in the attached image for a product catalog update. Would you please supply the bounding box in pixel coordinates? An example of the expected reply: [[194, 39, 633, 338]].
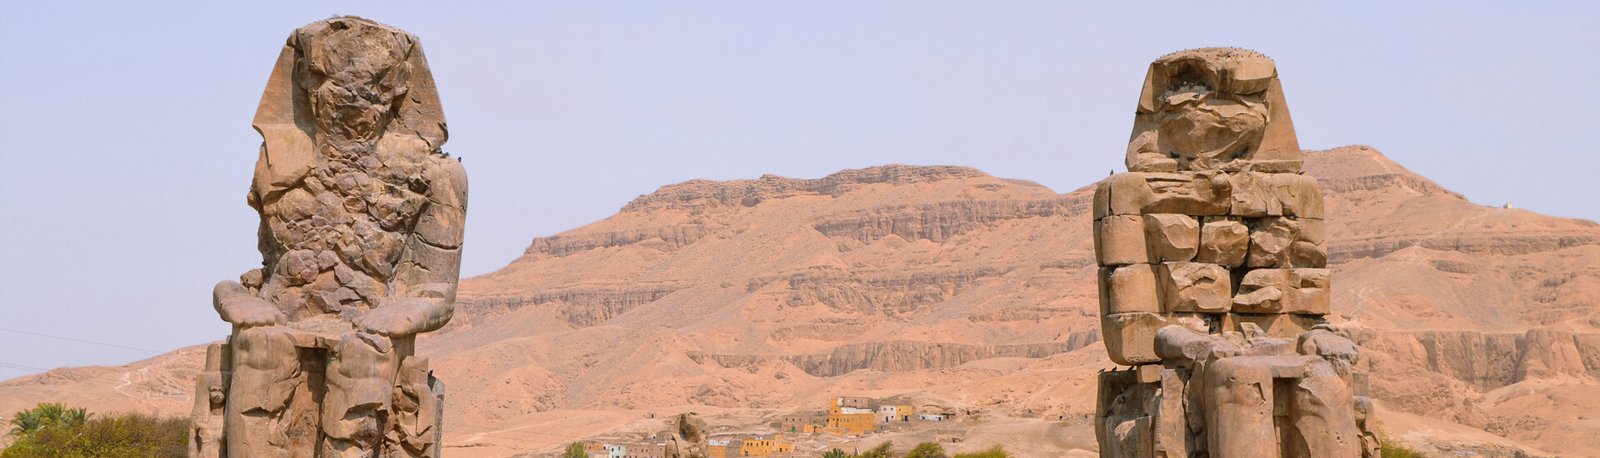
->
[[2, 411, 186, 457], [953, 445, 1010, 458], [858, 442, 894, 458], [822, 448, 848, 458], [905, 442, 949, 458], [7, 410, 42, 436], [564, 441, 589, 458], [7, 403, 88, 435]]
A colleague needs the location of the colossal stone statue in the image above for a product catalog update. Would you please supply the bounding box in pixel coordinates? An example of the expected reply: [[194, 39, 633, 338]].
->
[[1092, 48, 1377, 457], [191, 16, 464, 458]]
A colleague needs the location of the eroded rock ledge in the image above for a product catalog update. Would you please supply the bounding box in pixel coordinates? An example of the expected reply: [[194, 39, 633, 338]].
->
[[524, 225, 711, 257], [622, 165, 993, 212], [813, 196, 1090, 244], [690, 333, 1100, 377], [461, 285, 684, 327], [747, 267, 1008, 317], [1329, 233, 1600, 263], [1359, 328, 1600, 391]]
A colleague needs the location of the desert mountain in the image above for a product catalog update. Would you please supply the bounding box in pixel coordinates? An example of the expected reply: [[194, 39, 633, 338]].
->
[[3, 145, 1597, 457]]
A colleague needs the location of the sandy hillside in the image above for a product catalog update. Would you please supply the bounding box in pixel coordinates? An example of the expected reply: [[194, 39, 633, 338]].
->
[[4, 145, 1597, 457]]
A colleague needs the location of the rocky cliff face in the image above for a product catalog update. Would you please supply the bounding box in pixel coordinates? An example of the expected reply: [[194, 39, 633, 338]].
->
[[812, 197, 1088, 245], [4, 147, 1597, 456], [1362, 329, 1600, 390], [746, 267, 1010, 317], [524, 225, 710, 257], [690, 331, 1101, 377], [620, 166, 993, 212]]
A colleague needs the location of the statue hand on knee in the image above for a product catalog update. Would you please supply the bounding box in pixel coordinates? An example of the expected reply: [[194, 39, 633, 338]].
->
[[357, 296, 453, 337], [213, 280, 285, 328]]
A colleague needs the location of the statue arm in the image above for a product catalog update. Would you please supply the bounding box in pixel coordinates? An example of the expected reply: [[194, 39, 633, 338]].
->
[[358, 158, 467, 337], [212, 280, 284, 328], [1125, 125, 1177, 173]]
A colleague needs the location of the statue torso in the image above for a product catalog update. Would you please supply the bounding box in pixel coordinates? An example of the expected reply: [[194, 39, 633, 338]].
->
[[252, 136, 437, 322]]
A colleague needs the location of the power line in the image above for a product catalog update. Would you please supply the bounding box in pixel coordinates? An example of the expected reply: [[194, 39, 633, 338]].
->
[[0, 327, 165, 354], [0, 359, 50, 373]]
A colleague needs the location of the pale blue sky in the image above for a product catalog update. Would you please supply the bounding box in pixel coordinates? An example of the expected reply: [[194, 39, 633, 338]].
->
[[1, 2, 1596, 375]]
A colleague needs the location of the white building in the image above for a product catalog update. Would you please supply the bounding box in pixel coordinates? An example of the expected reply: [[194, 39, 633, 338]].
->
[[878, 405, 913, 423]]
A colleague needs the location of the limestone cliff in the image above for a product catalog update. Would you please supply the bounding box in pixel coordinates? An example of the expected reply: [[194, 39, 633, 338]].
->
[[4, 147, 1598, 456]]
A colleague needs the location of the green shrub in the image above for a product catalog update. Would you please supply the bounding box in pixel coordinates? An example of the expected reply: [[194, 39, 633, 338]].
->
[[1379, 435, 1424, 458], [858, 441, 894, 458], [905, 442, 948, 458], [3, 407, 186, 458], [953, 445, 1010, 458], [563, 441, 588, 458]]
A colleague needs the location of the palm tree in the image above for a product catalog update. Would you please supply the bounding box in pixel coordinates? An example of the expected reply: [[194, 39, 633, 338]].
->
[[8, 409, 43, 435], [822, 448, 848, 458], [563, 441, 588, 458], [7, 403, 89, 435], [58, 406, 89, 428]]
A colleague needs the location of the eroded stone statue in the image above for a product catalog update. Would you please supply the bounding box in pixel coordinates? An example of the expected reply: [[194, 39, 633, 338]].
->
[[661, 412, 711, 458], [191, 16, 465, 458], [1092, 48, 1377, 457]]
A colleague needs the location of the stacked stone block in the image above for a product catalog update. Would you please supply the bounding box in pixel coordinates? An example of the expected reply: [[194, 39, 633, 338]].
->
[[1091, 48, 1377, 458], [1093, 169, 1330, 365]]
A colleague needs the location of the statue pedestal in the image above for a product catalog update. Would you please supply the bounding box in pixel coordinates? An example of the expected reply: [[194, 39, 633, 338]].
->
[[192, 323, 444, 458]]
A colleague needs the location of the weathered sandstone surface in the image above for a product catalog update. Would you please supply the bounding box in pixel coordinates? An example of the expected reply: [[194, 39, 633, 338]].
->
[[690, 333, 1101, 378]]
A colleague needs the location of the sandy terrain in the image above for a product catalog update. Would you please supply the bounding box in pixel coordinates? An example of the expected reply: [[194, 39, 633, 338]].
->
[[4, 146, 1596, 456]]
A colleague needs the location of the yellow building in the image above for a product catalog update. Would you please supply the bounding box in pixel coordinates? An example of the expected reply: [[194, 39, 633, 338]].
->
[[779, 412, 825, 434], [735, 434, 793, 456], [708, 442, 728, 458], [824, 398, 877, 435]]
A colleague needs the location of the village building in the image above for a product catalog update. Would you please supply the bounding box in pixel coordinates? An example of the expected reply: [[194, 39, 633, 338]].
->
[[707, 439, 730, 458], [624, 443, 665, 458], [836, 396, 874, 410], [824, 398, 877, 435], [778, 412, 825, 434], [582, 441, 608, 457], [733, 434, 794, 456], [877, 405, 915, 423]]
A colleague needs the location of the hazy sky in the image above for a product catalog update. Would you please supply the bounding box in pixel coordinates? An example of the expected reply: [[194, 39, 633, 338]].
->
[[1, 2, 1596, 376]]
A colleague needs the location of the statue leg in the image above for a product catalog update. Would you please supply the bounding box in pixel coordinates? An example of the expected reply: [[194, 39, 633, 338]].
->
[[1286, 363, 1362, 458], [226, 327, 304, 458], [1205, 357, 1277, 458], [322, 332, 397, 457], [189, 342, 229, 458], [386, 356, 438, 457]]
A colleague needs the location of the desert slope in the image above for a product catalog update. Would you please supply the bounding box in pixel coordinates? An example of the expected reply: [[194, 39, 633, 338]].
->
[[3, 146, 1597, 456]]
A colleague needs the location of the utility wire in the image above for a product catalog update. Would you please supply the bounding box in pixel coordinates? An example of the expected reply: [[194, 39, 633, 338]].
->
[[0, 360, 49, 372], [0, 327, 165, 354]]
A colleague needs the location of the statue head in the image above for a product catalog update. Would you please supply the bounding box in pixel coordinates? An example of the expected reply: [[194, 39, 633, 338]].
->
[[1126, 48, 1300, 173], [249, 16, 448, 199], [293, 17, 413, 147]]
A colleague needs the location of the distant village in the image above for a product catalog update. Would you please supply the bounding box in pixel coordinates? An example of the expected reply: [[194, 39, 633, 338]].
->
[[575, 396, 961, 457]]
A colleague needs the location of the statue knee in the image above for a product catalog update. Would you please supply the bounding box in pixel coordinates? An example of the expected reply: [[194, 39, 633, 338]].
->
[[231, 326, 296, 367]]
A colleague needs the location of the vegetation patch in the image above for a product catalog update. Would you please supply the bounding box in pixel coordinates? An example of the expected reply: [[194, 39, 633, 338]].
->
[[3, 403, 188, 458]]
